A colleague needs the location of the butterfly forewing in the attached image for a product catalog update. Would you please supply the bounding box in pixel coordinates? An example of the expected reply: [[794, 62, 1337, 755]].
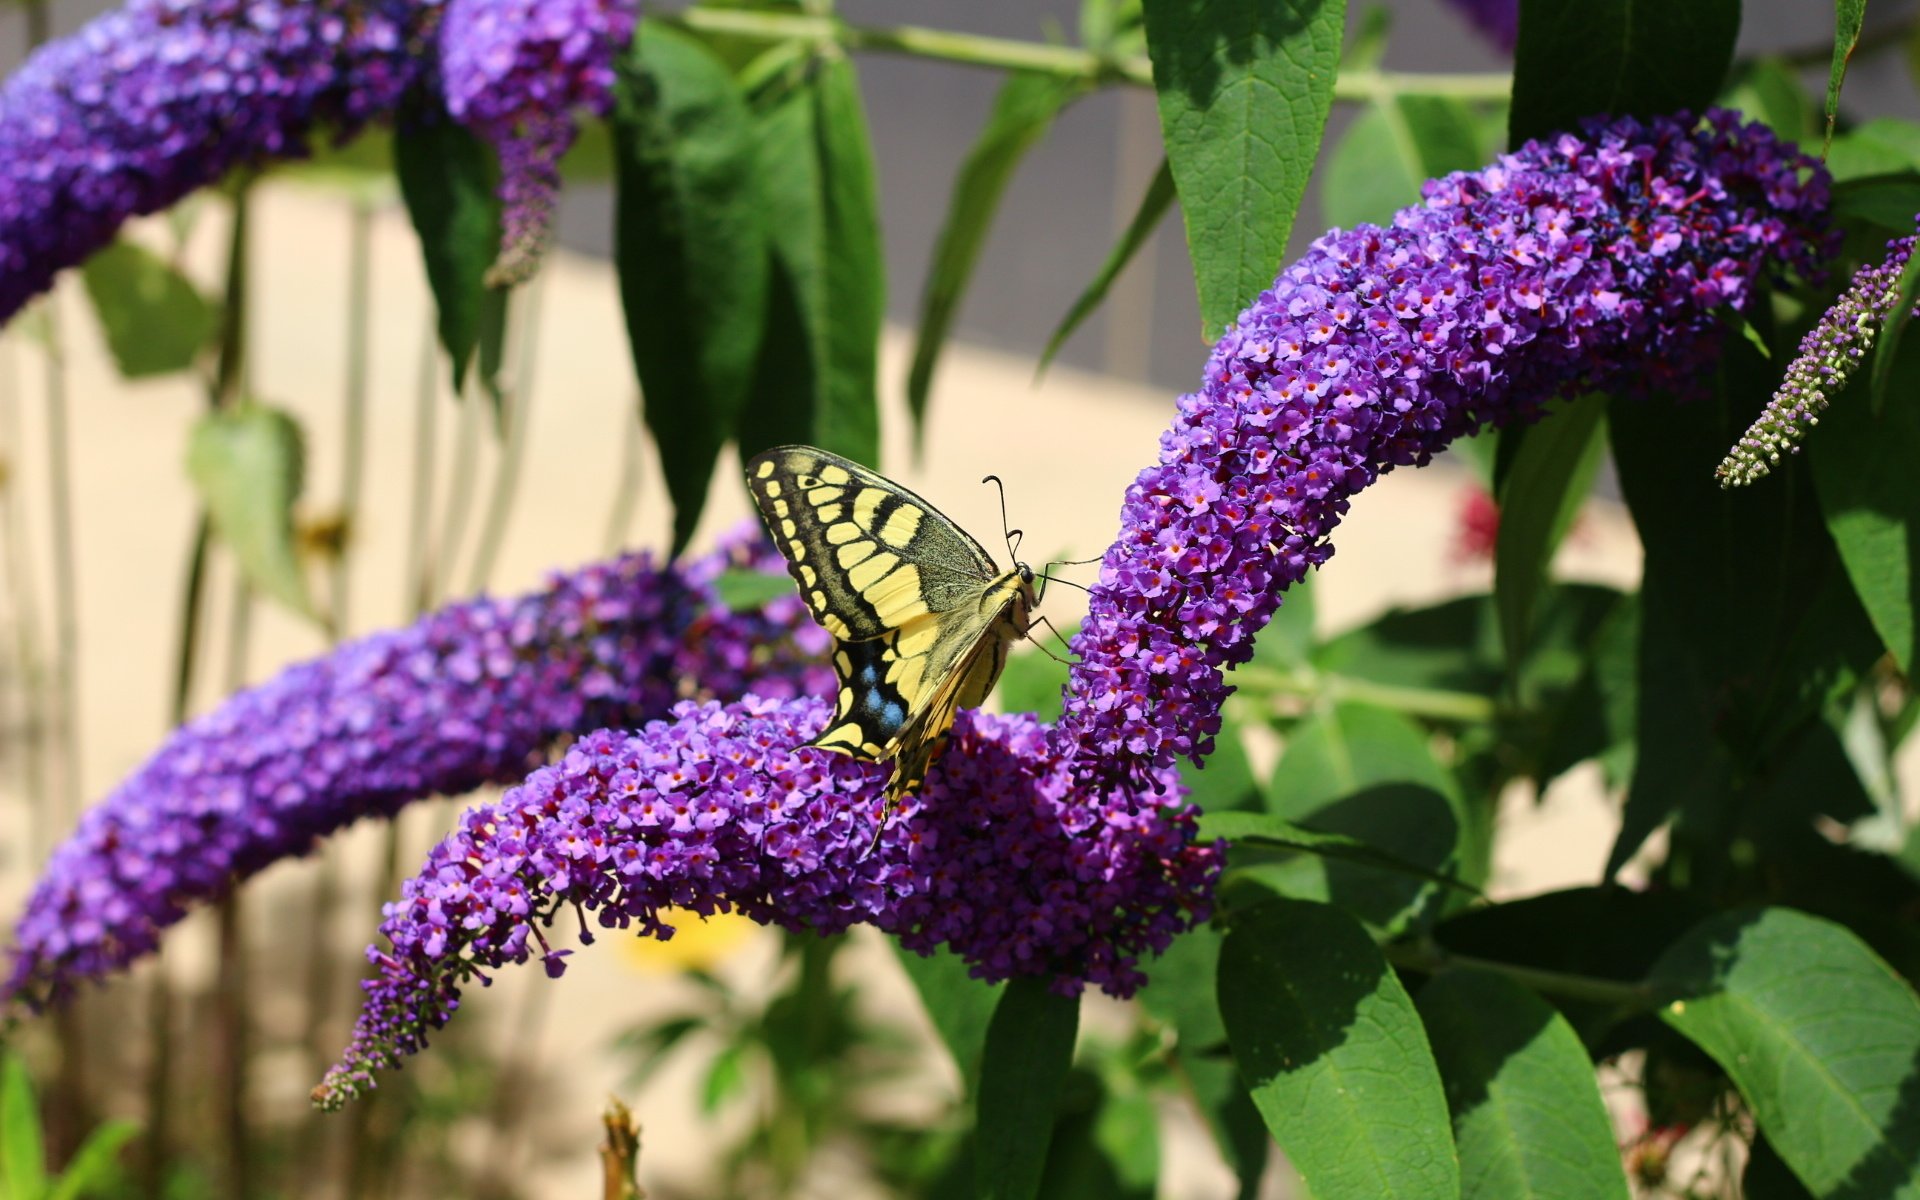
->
[[745, 445, 1036, 798]]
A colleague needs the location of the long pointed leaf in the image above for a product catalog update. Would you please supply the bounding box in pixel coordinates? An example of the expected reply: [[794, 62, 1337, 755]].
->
[[907, 71, 1085, 441], [976, 978, 1079, 1200], [1493, 393, 1607, 672], [393, 108, 501, 395], [739, 51, 883, 466], [1828, 0, 1869, 151], [612, 22, 769, 554], [1142, 0, 1347, 337], [1038, 159, 1175, 375]]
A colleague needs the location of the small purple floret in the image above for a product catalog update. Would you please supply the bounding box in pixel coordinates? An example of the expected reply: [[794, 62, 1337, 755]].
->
[[1051, 111, 1834, 790]]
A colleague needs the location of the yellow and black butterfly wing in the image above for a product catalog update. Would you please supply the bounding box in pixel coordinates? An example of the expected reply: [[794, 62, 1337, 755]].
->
[[744, 445, 1034, 795], [745, 446, 1003, 641]]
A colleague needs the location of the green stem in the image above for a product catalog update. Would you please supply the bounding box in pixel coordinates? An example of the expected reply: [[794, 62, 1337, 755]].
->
[[1384, 940, 1654, 1010], [466, 274, 547, 594], [331, 200, 374, 634], [403, 320, 440, 617], [666, 7, 1513, 101], [600, 403, 645, 556], [1234, 664, 1498, 723], [0, 337, 53, 866], [40, 290, 81, 831], [431, 381, 483, 603]]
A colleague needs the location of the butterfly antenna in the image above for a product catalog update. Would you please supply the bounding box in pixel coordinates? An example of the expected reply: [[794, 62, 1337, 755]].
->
[[1037, 571, 1092, 596], [982, 474, 1023, 561], [1030, 614, 1079, 664]]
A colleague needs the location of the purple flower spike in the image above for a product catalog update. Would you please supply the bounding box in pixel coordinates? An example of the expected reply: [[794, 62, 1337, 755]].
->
[[1717, 232, 1919, 487], [437, 0, 638, 284], [0, 0, 425, 325], [4, 539, 829, 1009], [1051, 111, 1834, 790], [314, 699, 1219, 1109], [0, 0, 640, 324]]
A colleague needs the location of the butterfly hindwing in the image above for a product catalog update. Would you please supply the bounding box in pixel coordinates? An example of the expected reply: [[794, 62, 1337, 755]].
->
[[745, 445, 1037, 800]]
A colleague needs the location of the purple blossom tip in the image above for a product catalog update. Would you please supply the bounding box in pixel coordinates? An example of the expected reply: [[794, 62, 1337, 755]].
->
[[1052, 110, 1834, 792], [314, 699, 1220, 1109], [437, 0, 638, 284], [5, 537, 828, 1010], [1716, 232, 1918, 487]]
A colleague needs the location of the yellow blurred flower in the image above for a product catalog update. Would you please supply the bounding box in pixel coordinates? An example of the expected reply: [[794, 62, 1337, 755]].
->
[[618, 908, 761, 974]]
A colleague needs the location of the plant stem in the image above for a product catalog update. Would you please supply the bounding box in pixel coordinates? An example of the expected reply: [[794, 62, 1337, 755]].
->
[[332, 199, 374, 633], [432, 384, 483, 603], [404, 320, 440, 617], [665, 7, 1514, 101], [466, 274, 547, 594], [598, 1099, 644, 1200], [212, 186, 257, 1200], [601, 403, 645, 556], [1384, 940, 1654, 1010], [1233, 663, 1498, 723], [0, 336, 52, 865]]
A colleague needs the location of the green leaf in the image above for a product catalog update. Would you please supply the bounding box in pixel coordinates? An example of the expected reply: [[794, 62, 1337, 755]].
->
[[46, 1120, 137, 1200], [78, 240, 217, 378], [907, 71, 1085, 440], [1265, 700, 1456, 817], [976, 978, 1079, 1200], [1142, 0, 1347, 337], [1417, 970, 1630, 1200], [612, 22, 769, 554], [1038, 158, 1175, 375], [738, 51, 884, 467], [393, 108, 501, 395], [1202, 807, 1480, 895], [1828, 0, 1869, 151], [1812, 333, 1920, 675], [1218, 898, 1458, 1199], [1652, 907, 1920, 1197], [1509, 0, 1740, 145], [186, 405, 314, 619], [1832, 173, 1920, 234], [894, 944, 1005, 1091], [711, 568, 793, 613], [1493, 393, 1607, 672], [1, 1057, 46, 1200], [1828, 120, 1920, 182], [1320, 95, 1485, 232]]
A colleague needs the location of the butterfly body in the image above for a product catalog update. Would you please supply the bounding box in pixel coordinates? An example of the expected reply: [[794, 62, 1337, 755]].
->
[[745, 445, 1036, 805]]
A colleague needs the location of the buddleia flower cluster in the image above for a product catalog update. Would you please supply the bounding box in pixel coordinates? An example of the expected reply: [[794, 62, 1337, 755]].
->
[[3, 538, 829, 1009], [0, 0, 637, 325], [305, 110, 1832, 1107], [1716, 233, 1917, 487], [1050, 110, 1832, 791]]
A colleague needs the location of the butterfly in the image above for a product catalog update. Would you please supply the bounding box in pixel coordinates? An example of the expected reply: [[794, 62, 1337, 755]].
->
[[745, 445, 1038, 813]]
